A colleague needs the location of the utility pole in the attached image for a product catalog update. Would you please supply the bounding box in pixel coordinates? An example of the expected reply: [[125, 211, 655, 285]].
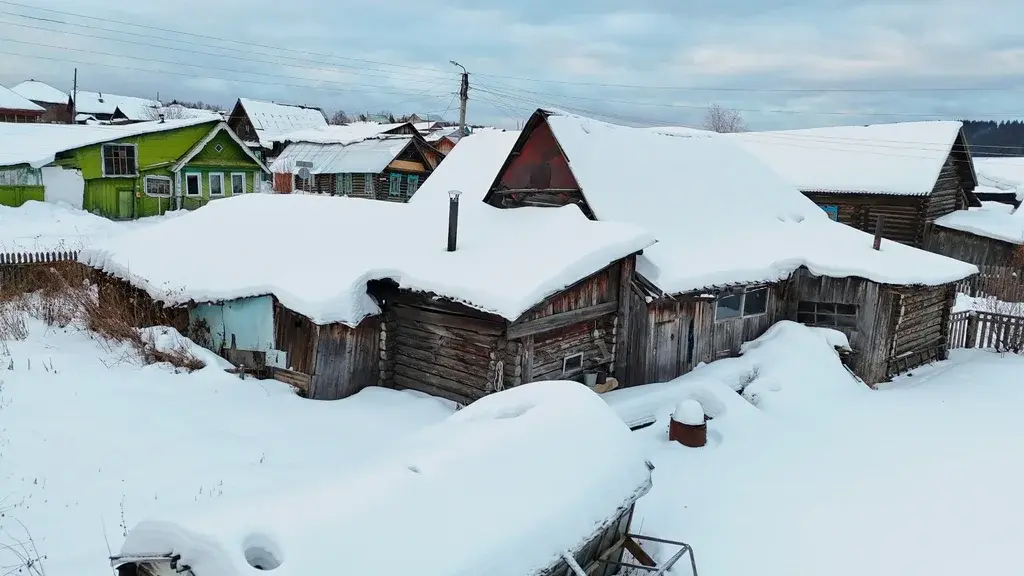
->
[[450, 60, 468, 137], [70, 68, 77, 124]]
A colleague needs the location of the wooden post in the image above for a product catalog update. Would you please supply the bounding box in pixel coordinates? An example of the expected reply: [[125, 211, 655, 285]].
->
[[873, 215, 885, 250], [613, 256, 634, 384], [965, 313, 979, 349]]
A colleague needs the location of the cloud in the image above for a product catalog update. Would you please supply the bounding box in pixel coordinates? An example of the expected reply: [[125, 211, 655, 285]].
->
[[0, 0, 1021, 130]]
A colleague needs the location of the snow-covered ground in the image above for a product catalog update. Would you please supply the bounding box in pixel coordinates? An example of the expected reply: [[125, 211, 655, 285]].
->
[[613, 322, 1024, 576], [3, 307, 1024, 576], [0, 315, 454, 576]]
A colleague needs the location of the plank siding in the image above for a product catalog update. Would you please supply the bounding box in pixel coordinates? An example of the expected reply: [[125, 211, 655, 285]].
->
[[710, 284, 787, 359], [273, 302, 319, 375], [924, 225, 1021, 269], [309, 318, 380, 400]]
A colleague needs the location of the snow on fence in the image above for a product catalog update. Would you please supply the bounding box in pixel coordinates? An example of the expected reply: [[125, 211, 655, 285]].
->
[[0, 250, 80, 265], [948, 309, 1024, 353]]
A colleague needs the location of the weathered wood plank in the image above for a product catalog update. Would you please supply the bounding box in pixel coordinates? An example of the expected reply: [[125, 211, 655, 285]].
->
[[393, 302, 505, 335], [393, 365, 487, 402], [507, 300, 617, 340], [395, 342, 492, 379], [393, 373, 475, 406], [393, 352, 490, 391]]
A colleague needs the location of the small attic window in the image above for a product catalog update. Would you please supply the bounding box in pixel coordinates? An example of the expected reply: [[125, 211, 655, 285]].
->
[[214, 143, 224, 153], [562, 352, 583, 375]]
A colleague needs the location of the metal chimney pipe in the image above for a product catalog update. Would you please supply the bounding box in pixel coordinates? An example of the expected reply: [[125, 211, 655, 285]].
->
[[447, 190, 461, 252]]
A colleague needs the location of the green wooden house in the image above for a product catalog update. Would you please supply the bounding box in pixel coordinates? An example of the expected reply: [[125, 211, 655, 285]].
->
[[0, 118, 269, 218]]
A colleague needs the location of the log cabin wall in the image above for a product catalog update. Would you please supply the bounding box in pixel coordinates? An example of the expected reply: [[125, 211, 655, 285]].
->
[[804, 192, 929, 247], [884, 284, 954, 379], [924, 225, 1021, 269], [924, 156, 969, 220], [377, 290, 507, 406], [710, 284, 788, 360], [783, 270, 891, 384], [310, 317, 380, 400], [509, 260, 628, 385]]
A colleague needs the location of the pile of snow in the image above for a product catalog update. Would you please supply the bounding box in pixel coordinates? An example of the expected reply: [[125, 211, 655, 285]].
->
[[41, 166, 85, 207], [0, 200, 133, 254], [116, 381, 650, 576], [935, 209, 1024, 245], [79, 192, 655, 326], [408, 129, 521, 206], [269, 122, 409, 145], [270, 136, 413, 175], [543, 111, 977, 293], [0, 315, 455, 576], [236, 98, 327, 147], [73, 90, 161, 121], [0, 118, 219, 168], [9, 79, 69, 105], [137, 326, 234, 372], [729, 121, 966, 195], [0, 84, 45, 112]]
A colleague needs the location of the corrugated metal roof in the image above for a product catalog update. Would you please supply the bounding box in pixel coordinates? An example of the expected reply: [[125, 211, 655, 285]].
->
[[270, 137, 413, 174]]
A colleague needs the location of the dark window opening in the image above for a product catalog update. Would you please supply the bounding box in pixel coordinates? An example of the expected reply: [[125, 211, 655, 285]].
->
[[796, 301, 858, 329], [562, 352, 583, 375], [102, 144, 137, 176]]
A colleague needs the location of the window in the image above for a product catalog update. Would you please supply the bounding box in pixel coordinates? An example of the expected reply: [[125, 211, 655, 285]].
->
[[185, 173, 201, 196], [407, 174, 420, 197], [214, 143, 224, 153], [144, 175, 172, 197], [230, 173, 246, 196], [101, 144, 138, 176], [797, 302, 858, 329], [715, 286, 769, 322], [821, 205, 839, 221], [388, 173, 402, 197], [562, 352, 583, 375], [338, 174, 353, 196], [209, 173, 224, 196], [363, 173, 375, 195]]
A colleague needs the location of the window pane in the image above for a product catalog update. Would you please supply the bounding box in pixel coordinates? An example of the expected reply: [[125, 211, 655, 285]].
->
[[743, 287, 768, 315], [364, 173, 374, 194], [232, 174, 245, 195], [146, 178, 170, 197], [210, 175, 223, 195], [817, 303, 835, 313], [835, 303, 857, 316], [407, 174, 419, 196], [796, 312, 815, 324], [186, 175, 200, 196], [797, 301, 815, 313], [388, 173, 401, 196], [837, 315, 858, 328], [716, 293, 742, 320], [817, 313, 836, 326]]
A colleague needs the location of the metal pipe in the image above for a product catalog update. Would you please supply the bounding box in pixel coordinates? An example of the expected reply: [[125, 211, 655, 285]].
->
[[447, 189, 461, 252]]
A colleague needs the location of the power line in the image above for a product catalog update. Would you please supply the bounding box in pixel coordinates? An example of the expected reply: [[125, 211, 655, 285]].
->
[[0, 12, 452, 85]]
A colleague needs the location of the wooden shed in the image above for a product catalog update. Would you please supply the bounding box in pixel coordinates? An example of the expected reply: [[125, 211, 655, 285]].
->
[[732, 121, 981, 248], [370, 256, 636, 406]]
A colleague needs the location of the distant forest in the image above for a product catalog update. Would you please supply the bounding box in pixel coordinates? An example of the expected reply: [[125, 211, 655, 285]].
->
[[961, 120, 1024, 157]]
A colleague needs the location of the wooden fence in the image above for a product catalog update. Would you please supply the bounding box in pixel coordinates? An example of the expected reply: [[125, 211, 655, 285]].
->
[[948, 309, 1024, 353], [0, 250, 82, 288], [955, 265, 1024, 302]]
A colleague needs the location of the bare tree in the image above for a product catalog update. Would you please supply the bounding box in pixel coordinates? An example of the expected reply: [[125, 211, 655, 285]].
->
[[328, 110, 350, 125], [701, 102, 746, 133]]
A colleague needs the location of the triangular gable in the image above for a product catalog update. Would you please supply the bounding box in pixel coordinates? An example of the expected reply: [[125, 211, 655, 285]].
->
[[483, 109, 590, 216], [171, 122, 270, 173]]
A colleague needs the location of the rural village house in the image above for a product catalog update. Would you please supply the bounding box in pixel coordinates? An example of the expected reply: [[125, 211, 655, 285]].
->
[[9, 80, 73, 123], [0, 84, 45, 123], [226, 97, 328, 164], [78, 155, 655, 403], [972, 157, 1024, 208], [269, 122, 440, 200], [731, 122, 981, 248], [72, 90, 162, 124], [0, 118, 268, 217], [481, 110, 978, 386]]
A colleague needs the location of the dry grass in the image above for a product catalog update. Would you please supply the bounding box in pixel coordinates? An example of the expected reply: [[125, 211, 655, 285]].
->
[[0, 262, 205, 372]]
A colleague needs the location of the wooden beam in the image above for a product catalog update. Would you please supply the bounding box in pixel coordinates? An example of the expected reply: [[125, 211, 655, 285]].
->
[[622, 536, 657, 568], [614, 258, 633, 383], [507, 301, 617, 340], [490, 187, 580, 195], [522, 335, 534, 384], [394, 303, 504, 335]]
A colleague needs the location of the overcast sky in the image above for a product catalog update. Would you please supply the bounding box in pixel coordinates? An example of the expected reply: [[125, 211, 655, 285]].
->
[[0, 0, 1022, 130]]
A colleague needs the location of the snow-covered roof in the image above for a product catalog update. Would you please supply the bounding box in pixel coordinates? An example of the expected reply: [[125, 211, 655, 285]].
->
[[412, 120, 441, 132], [974, 157, 1024, 201], [79, 193, 655, 327], [408, 130, 521, 206], [269, 137, 413, 175], [113, 381, 651, 576], [728, 121, 967, 195], [268, 122, 408, 145], [74, 90, 161, 121], [540, 111, 977, 292], [237, 98, 327, 147], [9, 79, 69, 104], [154, 104, 222, 121], [935, 208, 1024, 245], [0, 84, 45, 112], [0, 200, 127, 255], [0, 118, 220, 168]]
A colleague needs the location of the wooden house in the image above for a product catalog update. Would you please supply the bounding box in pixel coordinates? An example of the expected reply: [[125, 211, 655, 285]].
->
[[973, 157, 1024, 208], [269, 125, 440, 201], [226, 97, 328, 163], [9, 80, 73, 124], [731, 121, 981, 248], [0, 119, 268, 216], [72, 91, 162, 124], [0, 84, 44, 123], [481, 109, 977, 387]]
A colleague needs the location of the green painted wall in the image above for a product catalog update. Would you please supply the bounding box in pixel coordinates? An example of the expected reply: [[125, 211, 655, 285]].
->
[[0, 185, 44, 207], [58, 122, 265, 220]]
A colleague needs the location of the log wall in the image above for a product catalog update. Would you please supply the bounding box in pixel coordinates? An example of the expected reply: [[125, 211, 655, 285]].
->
[[885, 284, 955, 378], [804, 192, 929, 247]]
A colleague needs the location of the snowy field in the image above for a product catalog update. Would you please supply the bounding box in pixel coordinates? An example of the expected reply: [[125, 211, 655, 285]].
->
[[2, 308, 1023, 575]]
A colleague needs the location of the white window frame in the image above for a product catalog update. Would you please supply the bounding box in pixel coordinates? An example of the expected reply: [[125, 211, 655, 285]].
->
[[562, 352, 584, 376], [143, 175, 172, 198], [230, 172, 246, 196], [100, 143, 139, 178], [208, 172, 225, 197], [363, 173, 375, 195], [714, 286, 770, 323], [185, 172, 202, 197]]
